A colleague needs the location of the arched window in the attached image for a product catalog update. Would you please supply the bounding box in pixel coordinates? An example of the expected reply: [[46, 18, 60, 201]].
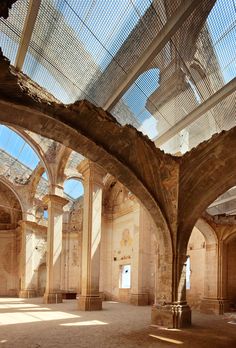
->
[[64, 178, 84, 200]]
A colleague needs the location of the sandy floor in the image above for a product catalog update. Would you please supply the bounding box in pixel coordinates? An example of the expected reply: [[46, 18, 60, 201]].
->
[[0, 297, 236, 347]]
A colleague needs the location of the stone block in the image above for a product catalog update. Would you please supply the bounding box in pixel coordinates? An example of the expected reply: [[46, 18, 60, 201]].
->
[[43, 292, 63, 304], [19, 289, 37, 298], [130, 293, 149, 306], [200, 298, 230, 315], [77, 295, 102, 311], [151, 303, 191, 328]]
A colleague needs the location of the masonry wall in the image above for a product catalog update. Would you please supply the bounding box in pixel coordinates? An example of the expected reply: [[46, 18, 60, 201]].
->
[[227, 237, 236, 304], [187, 227, 206, 309], [0, 230, 18, 296], [61, 205, 82, 294], [101, 193, 156, 304]]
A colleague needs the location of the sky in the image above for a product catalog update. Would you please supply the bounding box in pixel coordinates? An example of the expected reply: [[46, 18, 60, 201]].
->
[[0, 0, 235, 188], [1, 0, 234, 132]]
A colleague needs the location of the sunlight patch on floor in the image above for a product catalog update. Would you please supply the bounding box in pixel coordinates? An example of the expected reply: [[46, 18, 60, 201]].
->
[[61, 320, 108, 326], [0, 298, 25, 303], [149, 334, 183, 344], [0, 311, 80, 325], [0, 303, 40, 309], [150, 324, 181, 332], [105, 301, 119, 304], [19, 308, 51, 311]]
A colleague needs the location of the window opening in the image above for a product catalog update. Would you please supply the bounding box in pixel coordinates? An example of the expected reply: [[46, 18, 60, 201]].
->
[[120, 264, 131, 289], [186, 256, 191, 290]]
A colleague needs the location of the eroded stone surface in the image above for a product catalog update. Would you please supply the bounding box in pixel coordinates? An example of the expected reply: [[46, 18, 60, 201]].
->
[[0, 0, 17, 19], [178, 129, 236, 251], [0, 50, 178, 245]]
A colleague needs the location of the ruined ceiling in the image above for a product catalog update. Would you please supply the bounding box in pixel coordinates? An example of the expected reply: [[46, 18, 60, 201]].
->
[[0, 0, 235, 217]]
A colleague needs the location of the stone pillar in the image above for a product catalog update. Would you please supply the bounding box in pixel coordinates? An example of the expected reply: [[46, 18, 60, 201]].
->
[[173, 253, 192, 328], [43, 194, 68, 304], [19, 221, 37, 298], [77, 160, 104, 311], [130, 205, 149, 305], [151, 252, 191, 328], [201, 239, 230, 314]]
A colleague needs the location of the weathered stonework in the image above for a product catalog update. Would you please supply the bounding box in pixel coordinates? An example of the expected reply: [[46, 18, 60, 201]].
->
[[0, 0, 17, 19], [1, 47, 236, 326]]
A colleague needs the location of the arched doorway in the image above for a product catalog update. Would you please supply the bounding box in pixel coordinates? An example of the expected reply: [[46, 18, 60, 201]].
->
[[0, 180, 22, 296], [61, 178, 84, 298], [186, 218, 218, 314], [227, 235, 236, 310]]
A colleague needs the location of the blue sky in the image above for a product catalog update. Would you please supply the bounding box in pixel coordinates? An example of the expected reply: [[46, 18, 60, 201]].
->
[[64, 178, 84, 199], [1, 0, 234, 133], [0, 125, 39, 169]]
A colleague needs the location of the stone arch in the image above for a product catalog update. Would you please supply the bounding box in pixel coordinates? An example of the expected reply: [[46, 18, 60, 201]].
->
[[102, 175, 173, 304], [189, 219, 218, 307], [178, 127, 236, 252], [222, 227, 236, 244], [0, 53, 177, 247], [195, 218, 218, 246], [0, 178, 22, 296], [102, 175, 172, 255], [221, 230, 236, 307], [65, 174, 83, 182], [0, 176, 24, 214], [8, 126, 53, 186], [55, 147, 72, 186]]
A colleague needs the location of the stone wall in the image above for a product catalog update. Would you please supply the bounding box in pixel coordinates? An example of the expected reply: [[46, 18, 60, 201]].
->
[[101, 182, 156, 304], [61, 202, 82, 293], [227, 237, 236, 303], [0, 229, 18, 296], [186, 227, 205, 309]]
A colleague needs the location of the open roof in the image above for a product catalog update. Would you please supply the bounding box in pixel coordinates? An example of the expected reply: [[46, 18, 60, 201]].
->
[[0, 0, 235, 214]]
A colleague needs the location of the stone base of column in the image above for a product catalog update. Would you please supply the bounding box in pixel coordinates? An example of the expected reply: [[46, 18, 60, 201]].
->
[[130, 293, 149, 306], [200, 298, 230, 315], [77, 295, 102, 311], [43, 292, 63, 304], [19, 289, 37, 298], [151, 302, 191, 328]]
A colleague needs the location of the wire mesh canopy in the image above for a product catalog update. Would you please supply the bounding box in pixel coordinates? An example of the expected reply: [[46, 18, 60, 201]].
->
[[0, 0, 235, 214]]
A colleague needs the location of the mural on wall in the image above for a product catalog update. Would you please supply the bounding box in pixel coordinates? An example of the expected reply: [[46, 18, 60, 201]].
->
[[120, 228, 133, 248]]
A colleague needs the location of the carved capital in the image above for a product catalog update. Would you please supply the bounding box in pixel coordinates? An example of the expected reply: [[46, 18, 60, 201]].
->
[[42, 194, 69, 208]]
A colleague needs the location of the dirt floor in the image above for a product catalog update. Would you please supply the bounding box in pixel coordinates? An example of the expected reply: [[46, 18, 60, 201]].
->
[[0, 297, 236, 347]]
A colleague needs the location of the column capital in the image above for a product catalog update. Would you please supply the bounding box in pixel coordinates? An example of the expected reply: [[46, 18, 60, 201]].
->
[[19, 220, 47, 233], [77, 159, 106, 186], [42, 194, 69, 208]]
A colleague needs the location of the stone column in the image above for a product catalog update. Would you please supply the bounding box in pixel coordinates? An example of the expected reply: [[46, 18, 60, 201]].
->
[[43, 194, 68, 304], [151, 252, 191, 328], [77, 160, 104, 311], [19, 221, 37, 298], [172, 253, 192, 328], [200, 238, 231, 314], [130, 205, 149, 305]]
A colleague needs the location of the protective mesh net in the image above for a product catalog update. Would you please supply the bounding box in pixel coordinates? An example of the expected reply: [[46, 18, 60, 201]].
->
[[0, 0, 235, 211], [0, 0, 234, 144]]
